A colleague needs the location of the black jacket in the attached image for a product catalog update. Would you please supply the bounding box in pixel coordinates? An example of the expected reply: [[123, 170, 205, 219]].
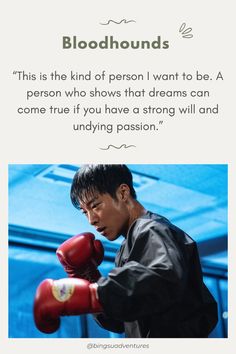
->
[[95, 211, 218, 337]]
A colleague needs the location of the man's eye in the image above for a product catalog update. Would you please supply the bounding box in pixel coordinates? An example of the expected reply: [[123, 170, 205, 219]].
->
[[81, 210, 87, 215], [92, 202, 100, 209]]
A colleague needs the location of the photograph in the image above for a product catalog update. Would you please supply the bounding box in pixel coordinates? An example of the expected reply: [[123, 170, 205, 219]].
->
[[8, 164, 228, 338]]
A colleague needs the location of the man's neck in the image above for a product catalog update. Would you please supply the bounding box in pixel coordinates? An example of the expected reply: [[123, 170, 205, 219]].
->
[[127, 200, 147, 230]]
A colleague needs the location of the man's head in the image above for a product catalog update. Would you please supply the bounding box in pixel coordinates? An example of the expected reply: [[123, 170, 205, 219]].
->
[[71, 164, 136, 207], [70, 165, 141, 241]]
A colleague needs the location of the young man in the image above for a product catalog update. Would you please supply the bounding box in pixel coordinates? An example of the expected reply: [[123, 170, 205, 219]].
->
[[34, 164, 218, 337]]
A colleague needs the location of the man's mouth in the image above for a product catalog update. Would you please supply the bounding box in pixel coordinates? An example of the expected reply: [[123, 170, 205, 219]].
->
[[96, 227, 106, 235]]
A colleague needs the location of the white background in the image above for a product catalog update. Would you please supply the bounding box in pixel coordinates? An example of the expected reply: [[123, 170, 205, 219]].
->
[[1, 0, 235, 353]]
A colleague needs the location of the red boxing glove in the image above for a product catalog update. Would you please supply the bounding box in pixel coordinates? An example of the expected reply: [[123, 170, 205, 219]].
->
[[34, 277, 102, 334], [56, 233, 104, 282]]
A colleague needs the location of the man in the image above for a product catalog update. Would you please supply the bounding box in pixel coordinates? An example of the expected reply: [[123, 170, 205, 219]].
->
[[34, 164, 218, 337]]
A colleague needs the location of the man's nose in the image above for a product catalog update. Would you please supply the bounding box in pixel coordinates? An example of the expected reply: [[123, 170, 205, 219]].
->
[[87, 210, 98, 225]]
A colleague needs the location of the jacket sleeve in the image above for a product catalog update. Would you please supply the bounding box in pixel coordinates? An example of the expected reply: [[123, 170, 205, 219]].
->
[[93, 313, 124, 334], [97, 224, 188, 322]]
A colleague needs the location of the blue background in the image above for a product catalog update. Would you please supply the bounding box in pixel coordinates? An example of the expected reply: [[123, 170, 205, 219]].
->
[[8, 164, 228, 338]]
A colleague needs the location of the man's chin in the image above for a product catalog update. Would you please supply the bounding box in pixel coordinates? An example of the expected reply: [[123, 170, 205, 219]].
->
[[104, 233, 119, 241]]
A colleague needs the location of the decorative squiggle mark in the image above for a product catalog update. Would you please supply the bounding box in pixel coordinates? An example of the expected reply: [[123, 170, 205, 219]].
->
[[179, 23, 193, 38], [100, 19, 136, 25], [99, 144, 136, 150]]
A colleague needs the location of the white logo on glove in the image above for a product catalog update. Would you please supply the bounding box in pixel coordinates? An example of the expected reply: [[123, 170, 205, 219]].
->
[[52, 279, 75, 302]]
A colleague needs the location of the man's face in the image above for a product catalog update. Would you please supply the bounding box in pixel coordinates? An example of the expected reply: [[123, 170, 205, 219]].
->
[[79, 189, 130, 241]]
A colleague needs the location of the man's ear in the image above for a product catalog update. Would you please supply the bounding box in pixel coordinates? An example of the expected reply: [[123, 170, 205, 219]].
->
[[117, 184, 130, 201]]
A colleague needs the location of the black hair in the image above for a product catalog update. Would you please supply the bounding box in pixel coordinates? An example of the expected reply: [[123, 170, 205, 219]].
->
[[70, 164, 137, 209]]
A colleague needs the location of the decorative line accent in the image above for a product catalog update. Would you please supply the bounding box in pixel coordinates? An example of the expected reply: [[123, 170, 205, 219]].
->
[[99, 144, 136, 150], [100, 19, 136, 25], [179, 23, 193, 38]]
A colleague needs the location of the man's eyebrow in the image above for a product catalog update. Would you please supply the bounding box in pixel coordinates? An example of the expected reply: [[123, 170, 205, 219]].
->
[[79, 197, 98, 209]]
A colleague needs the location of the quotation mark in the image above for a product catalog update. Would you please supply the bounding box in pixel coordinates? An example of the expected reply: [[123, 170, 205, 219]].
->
[[179, 23, 193, 38]]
